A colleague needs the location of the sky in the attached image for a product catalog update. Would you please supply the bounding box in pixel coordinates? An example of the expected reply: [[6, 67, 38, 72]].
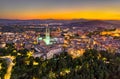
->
[[0, 0, 120, 20]]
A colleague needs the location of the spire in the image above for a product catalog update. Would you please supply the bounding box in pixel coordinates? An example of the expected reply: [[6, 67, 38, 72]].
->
[[44, 24, 51, 45], [46, 24, 50, 37]]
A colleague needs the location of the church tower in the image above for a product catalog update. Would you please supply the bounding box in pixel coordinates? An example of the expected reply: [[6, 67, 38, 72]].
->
[[44, 24, 51, 45]]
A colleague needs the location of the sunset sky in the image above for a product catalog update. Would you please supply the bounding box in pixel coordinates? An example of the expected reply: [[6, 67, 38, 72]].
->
[[0, 0, 120, 20]]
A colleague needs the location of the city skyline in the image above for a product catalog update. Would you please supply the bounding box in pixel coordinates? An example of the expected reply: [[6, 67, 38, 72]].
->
[[0, 0, 120, 20], [0, 1, 120, 78]]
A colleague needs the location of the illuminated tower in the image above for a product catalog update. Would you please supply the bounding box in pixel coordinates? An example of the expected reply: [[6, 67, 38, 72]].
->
[[37, 35, 42, 44], [43, 25, 51, 45]]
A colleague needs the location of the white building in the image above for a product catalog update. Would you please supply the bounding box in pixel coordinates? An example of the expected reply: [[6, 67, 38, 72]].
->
[[46, 47, 64, 59]]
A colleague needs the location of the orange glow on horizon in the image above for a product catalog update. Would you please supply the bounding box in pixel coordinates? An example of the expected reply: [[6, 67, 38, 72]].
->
[[1, 0, 120, 20], [1, 10, 120, 20]]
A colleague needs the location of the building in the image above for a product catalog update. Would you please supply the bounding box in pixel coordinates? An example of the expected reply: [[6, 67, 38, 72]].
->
[[37, 25, 52, 45]]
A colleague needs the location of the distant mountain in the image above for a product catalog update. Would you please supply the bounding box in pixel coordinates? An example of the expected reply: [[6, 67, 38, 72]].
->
[[0, 19, 120, 28], [105, 20, 120, 25], [68, 20, 120, 28], [0, 19, 89, 25]]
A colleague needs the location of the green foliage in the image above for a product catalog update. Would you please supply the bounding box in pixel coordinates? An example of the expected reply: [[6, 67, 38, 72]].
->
[[0, 43, 16, 56], [0, 44, 120, 79], [0, 59, 7, 79]]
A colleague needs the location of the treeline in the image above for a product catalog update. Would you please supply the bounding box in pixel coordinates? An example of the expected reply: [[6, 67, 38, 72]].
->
[[0, 44, 120, 79]]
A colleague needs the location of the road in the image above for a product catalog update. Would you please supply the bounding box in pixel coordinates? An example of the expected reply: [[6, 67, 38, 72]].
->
[[0, 56, 15, 79]]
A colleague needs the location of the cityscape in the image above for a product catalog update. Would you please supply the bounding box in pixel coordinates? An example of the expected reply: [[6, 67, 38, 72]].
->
[[0, 0, 120, 79]]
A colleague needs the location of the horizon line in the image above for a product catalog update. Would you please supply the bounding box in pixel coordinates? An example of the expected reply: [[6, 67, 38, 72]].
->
[[0, 18, 120, 21]]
